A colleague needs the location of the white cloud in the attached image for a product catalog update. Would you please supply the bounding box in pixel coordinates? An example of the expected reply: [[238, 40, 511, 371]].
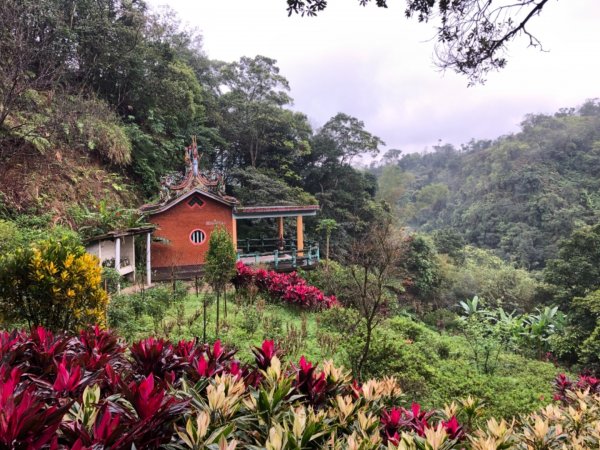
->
[[150, 0, 600, 153]]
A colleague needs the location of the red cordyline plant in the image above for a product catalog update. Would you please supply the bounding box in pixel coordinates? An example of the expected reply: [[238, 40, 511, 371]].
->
[[252, 339, 278, 371], [292, 355, 347, 408], [232, 262, 337, 309], [554, 373, 600, 404], [294, 356, 328, 406], [183, 339, 240, 383], [129, 336, 187, 383], [1, 327, 470, 448], [380, 403, 464, 445], [76, 326, 126, 372], [52, 357, 83, 395], [0, 366, 70, 449]]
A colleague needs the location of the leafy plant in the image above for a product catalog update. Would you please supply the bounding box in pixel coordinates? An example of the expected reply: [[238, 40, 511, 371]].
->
[[0, 325, 596, 449], [0, 236, 108, 330], [204, 226, 237, 338], [233, 262, 338, 310]]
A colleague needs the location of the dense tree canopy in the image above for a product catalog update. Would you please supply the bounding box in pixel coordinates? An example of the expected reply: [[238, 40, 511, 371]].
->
[[372, 100, 600, 269], [0, 0, 387, 257]]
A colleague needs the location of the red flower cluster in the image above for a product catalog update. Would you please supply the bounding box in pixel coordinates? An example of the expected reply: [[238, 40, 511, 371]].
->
[[233, 262, 337, 309]]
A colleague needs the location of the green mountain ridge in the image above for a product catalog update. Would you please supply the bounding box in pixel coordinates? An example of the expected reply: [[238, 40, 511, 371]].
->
[[377, 100, 600, 269]]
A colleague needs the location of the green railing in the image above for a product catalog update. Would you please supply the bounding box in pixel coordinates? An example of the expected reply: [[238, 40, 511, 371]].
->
[[236, 237, 319, 254], [236, 244, 320, 270]]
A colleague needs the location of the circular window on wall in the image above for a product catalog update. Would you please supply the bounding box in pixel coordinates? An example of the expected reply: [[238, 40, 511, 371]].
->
[[190, 229, 206, 245]]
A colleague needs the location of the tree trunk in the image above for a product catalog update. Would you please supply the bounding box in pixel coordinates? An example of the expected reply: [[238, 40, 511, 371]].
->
[[224, 286, 227, 318], [216, 290, 220, 338], [356, 319, 373, 380], [202, 293, 207, 343]]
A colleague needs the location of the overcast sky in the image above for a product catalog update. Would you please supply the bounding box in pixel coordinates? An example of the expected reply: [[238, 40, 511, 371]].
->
[[150, 0, 600, 155]]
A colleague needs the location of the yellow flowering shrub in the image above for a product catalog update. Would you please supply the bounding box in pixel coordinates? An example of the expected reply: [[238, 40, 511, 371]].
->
[[0, 237, 108, 330]]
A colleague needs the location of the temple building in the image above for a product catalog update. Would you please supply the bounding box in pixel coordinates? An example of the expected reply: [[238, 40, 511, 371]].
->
[[141, 155, 320, 280]]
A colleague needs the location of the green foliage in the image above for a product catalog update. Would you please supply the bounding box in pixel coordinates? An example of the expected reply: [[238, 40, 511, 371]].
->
[[426, 352, 559, 420], [374, 102, 600, 269], [100, 267, 121, 295], [0, 236, 108, 330], [544, 223, 600, 305], [69, 199, 148, 240], [550, 289, 600, 372], [458, 306, 510, 375], [0, 219, 20, 254], [432, 229, 466, 263], [455, 298, 563, 372], [400, 234, 442, 303], [301, 124, 387, 253], [204, 227, 236, 293], [146, 286, 172, 333], [319, 309, 557, 419], [299, 260, 354, 300], [522, 306, 564, 359], [231, 167, 317, 207], [0, 216, 81, 254], [316, 218, 338, 262], [422, 309, 461, 332], [239, 306, 262, 334], [376, 163, 413, 218], [438, 246, 540, 311], [316, 112, 384, 164]]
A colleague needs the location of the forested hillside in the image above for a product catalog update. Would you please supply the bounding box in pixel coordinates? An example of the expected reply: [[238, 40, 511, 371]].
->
[[0, 0, 383, 249], [375, 101, 600, 269]]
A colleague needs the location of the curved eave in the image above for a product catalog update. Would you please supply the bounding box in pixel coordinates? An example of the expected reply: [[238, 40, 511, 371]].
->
[[140, 188, 237, 216]]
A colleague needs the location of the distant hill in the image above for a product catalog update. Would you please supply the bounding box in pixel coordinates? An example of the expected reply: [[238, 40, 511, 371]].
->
[[376, 100, 600, 269]]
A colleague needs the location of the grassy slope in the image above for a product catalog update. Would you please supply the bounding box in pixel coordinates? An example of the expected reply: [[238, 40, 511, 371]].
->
[[110, 286, 560, 420]]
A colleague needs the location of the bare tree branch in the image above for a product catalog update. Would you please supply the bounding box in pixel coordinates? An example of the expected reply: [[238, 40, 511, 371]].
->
[[285, 0, 554, 84]]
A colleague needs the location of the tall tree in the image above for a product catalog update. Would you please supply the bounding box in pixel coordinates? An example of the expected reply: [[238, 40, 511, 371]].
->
[[220, 55, 293, 168], [0, 0, 70, 128], [300, 114, 385, 254], [544, 224, 600, 306], [316, 113, 384, 165]]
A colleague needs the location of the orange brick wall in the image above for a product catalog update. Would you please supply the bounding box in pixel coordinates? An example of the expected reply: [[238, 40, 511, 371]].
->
[[149, 194, 234, 268]]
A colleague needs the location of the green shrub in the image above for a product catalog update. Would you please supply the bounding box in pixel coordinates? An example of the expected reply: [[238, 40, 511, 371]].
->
[[129, 292, 147, 319], [387, 315, 435, 342], [426, 353, 557, 420], [318, 306, 361, 332], [0, 236, 108, 330], [146, 286, 172, 332], [342, 326, 437, 395], [422, 309, 461, 331], [101, 267, 121, 294], [240, 307, 261, 334], [262, 314, 283, 340]]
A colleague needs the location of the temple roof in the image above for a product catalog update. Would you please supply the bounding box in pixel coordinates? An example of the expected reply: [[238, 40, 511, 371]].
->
[[141, 186, 237, 215], [139, 156, 318, 218], [140, 166, 238, 216]]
